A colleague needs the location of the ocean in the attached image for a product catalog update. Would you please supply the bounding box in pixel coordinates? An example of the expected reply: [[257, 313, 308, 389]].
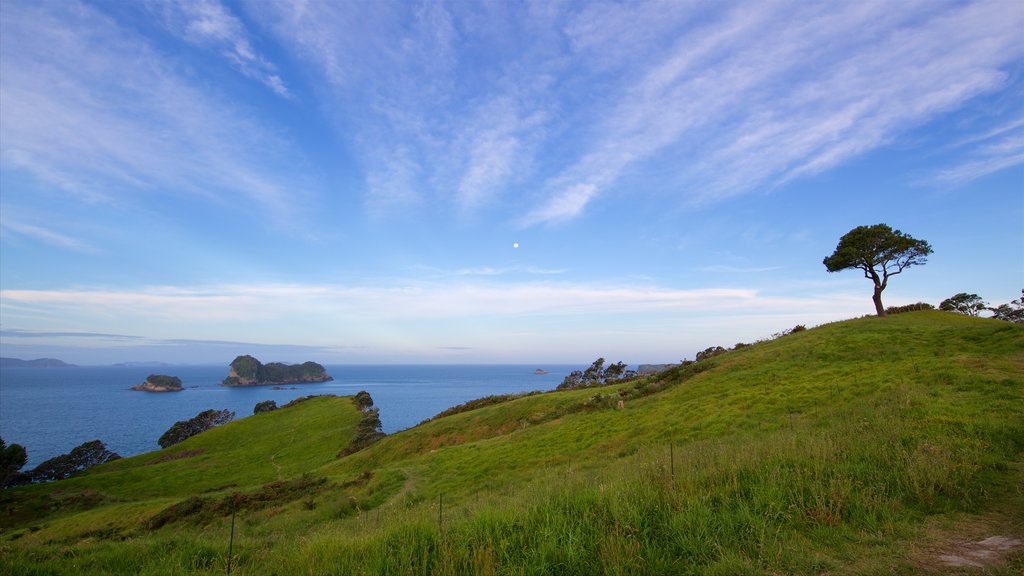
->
[[0, 364, 573, 468]]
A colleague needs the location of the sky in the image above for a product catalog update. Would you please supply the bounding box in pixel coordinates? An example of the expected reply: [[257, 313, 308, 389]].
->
[[1, 0, 1022, 366]]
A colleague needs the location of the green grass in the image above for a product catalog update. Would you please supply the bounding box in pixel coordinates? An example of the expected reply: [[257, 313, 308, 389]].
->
[[2, 311, 1022, 574]]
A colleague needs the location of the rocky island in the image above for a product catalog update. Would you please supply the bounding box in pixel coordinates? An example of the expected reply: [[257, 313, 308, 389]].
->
[[221, 355, 333, 387], [130, 374, 184, 392]]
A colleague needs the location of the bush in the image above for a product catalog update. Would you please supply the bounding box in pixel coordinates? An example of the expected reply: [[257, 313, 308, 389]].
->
[[989, 289, 1024, 323], [353, 390, 374, 412], [253, 400, 278, 414], [695, 346, 727, 362], [886, 302, 935, 315], [1, 437, 28, 487], [158, 409, 234, 449], [338, 405, 385, 458], [19, 440, 120, 484]]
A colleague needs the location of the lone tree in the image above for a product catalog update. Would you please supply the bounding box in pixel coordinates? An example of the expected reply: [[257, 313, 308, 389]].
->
[[823, 224, 932, 317]]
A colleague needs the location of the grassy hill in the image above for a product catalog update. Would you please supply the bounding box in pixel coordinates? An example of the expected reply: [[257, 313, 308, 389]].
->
[[1, 311, 1022, 574]]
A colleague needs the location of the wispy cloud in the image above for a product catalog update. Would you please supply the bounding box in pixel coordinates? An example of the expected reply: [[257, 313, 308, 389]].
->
[[0, 220, 97, 254], [697, 265, 783, 274], [0, 281, 869, 333], [527, 0, 1024, 223], [0, 329, 142, 341], [254, 0, 1022, 225], [153, 0, 290, 97], [931, 116, 1024, 185], [0, 0, 308, 220]]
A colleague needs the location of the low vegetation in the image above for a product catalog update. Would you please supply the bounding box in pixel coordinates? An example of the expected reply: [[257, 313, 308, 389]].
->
[[157, 409, 235, 449], [1, 312, 1021, 575]]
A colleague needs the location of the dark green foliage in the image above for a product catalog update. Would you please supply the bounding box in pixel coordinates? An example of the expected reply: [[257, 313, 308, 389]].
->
[[695, 345, 727, 362], [228, 354, 260, 379], [989, 289, 1024, 323], [338, 407, 385, 457], [886, 302, 935, 315], [603, 360, 628, 380], [19, 440, 120, 484], [253, 400, 278, 414], [582, 357, 605, 382], [223, 355, 331, 386], [424, 391, 543, 423], [558, 357, 632, 389], [1, 437, 29, 488], [939, 293, 987, 316], [558, 369, 584, 389], [158, 409, 234, 449], [352, 390, 374, 412], [823, 223, 933, 316], [145, 374, 182, 389]]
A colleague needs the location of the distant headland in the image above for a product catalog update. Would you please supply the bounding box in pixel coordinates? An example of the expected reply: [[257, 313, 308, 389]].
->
[[0, 357, 75, 368], [129, 374, 184, 393], [221, 355, 333, 387]]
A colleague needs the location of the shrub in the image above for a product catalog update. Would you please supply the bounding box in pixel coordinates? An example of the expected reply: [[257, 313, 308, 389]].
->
[[158, 409, 234, 449], [338, 407, 385, 458], [885, 302, 935, 315], [253, 400, 278, 414], [695, 346, 727, 362], [19, 440, 120, 484]]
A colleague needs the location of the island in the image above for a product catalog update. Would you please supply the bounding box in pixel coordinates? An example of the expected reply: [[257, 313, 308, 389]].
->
[[130, 374, 184, 392], [0, 357, 76, 368], [221, 355, 333, 387]]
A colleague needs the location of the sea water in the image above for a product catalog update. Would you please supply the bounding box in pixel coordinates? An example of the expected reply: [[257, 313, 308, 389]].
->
[[0, 364, 573, 468]]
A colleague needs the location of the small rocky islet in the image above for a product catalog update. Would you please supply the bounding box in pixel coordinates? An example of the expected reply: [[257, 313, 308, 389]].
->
[[129, 374, 183, 393]]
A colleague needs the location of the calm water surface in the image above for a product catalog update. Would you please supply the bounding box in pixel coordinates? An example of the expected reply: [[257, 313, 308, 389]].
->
[[0, 364, 572, 468]]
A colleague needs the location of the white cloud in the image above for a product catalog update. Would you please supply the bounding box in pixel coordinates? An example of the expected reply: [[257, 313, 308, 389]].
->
[[0, 220, 97, 254], [155, 0, 290, 97], [0, 280, 867, 332], [533, 0, 1024, 221], [931, 117, 1024, 185], [0, 280, 874, 362], [0, 0, 307, 220]]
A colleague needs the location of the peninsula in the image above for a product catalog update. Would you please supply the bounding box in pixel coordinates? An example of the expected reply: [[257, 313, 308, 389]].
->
[[0, 357, 75, 368], [130, 374, 183, 393], [221, 355, 333, 387]]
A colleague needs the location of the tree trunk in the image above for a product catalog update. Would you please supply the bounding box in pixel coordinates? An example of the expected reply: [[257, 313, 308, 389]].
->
[[872, 285, 887, 317]]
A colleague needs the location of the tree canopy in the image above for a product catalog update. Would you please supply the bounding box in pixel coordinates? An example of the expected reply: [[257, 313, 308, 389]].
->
[[939, 293, 988, 316], [1, 437, 28, 487], [823, 224, 932, 317], [989, 289, 1024, 323]]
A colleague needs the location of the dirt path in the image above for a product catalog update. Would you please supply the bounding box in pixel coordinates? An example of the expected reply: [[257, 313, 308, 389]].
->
[[910, 462, 1024, 574], [936, 535, 1022, 570], [269, 428, 297, 481]]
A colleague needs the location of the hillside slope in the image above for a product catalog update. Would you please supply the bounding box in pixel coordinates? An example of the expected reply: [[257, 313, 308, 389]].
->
[[2, 312, 1022, 575]]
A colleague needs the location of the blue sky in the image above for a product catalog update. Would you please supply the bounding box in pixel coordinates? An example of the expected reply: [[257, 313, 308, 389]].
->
[[1, 0, 1022, 366]]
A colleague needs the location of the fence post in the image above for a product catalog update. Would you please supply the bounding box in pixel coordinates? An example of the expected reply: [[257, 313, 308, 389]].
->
[[227, 507, 236, 575], [670, 443, 675, 482]]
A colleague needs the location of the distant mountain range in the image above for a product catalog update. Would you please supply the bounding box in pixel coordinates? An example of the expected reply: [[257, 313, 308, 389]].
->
[[0, 357, 76, 368]]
